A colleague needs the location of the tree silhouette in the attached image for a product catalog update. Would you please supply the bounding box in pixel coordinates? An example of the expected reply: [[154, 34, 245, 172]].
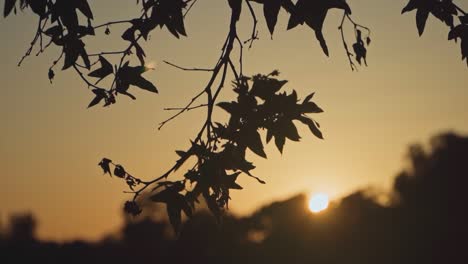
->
[[0, 132, 467, 263], [2, 0, 467, 233]]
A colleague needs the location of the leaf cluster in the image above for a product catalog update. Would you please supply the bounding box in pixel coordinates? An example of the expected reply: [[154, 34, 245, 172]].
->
[[402, 0, 468, 65], [98, 72, 323, 233]]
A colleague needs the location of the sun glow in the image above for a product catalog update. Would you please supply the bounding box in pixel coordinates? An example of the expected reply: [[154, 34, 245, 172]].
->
[[308, 193, 329, 213]]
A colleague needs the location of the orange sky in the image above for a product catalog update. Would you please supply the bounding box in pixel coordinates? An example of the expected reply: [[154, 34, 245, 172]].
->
[[1, 0, 468, 241]]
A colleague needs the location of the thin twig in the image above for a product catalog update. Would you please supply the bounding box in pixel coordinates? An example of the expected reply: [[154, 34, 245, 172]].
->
[[244, 0, 259, 48], [164, 60, 214, 72]]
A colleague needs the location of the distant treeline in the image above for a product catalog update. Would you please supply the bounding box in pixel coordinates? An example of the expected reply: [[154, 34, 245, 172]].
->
[[1, 132, 467, 264]]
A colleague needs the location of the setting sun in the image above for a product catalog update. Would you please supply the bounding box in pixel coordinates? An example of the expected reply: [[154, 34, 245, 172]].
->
[[309, 193, 329, 213]]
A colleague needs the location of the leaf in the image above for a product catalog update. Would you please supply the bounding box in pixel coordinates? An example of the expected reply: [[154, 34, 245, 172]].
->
[[4, 0, 16, 17], [98, 158, 112, 176], [151, 187, 191, 234], [175, 150, 186, 157], [283, 121, 300, 141], [309, 121, 323, 139], [170, 6, 186, 36], [263, 0, 282, 35], [131, 75, 158, 93], [48, 69, 55, 84], [117, 65, 159, 97], [124, 201, 141, 216], [27, 0, 47, 17], [217, 101, 237, 114], [302, 92, 315, 104], [314, 30, 329, 56], [266, 129, 273, 143], [274, 134, 286, 153], [353, 42, 367, 65], [114, 164, 126, 178], [44, 26, 63, 37], [223, 172, 243, 190], [448, 24, 466, 40], [287, 0, 351, 56], [75, 0, 93, 19], [302, 101, 324, 113], [167, 203, 182, 234], [203, 192, 222, 222], [88, 88, 106, 108], [245, 129, 267, 158], [135, 43, 146, 66], [448, 25, 468, 64], [460, 15, 468, 25], [88, 56, 113, 79], [401, 0, 418, 14], [298, 116, 324, 139], [416, 8, 429, 36], [62, 48, 79, 70], [250, 77, 287, 100]]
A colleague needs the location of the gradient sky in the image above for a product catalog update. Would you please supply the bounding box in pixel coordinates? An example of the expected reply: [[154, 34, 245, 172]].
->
[[1, 0, 467, 241]]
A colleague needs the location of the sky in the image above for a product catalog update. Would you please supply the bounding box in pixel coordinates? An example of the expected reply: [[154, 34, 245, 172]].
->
[[1, 0, 467, 241]]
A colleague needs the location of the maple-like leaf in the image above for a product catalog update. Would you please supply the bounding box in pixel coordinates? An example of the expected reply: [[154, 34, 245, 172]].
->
[[287, 0, 351, 56]]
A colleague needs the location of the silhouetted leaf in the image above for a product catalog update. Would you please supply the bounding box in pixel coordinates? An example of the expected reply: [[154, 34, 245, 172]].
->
[[460, 15, 468, 25], [353, 42, 367, 65], [217, 102, 237, 114], [287, 0, 351, 56], [263, 0, 282, 35], [298, 116, 323, 139], [203, 192, 222, 222], [48, 68, 55, 84], [448, 24, 467, 40], [151, 186, 192, 233], [416, 8, 430, 36], [167, 203, 182, 234], [44, 26, 62, 38], [283, 121, 300, 141], [448, 24, 468, 64], [302, 92, 315, 104], [88, 56, 113, 79], [401, 0, 417, 14], [116, 64, 158, 98], [62, 37, 90, 70], [88, 88, 106, 108], [132, 74, 158, 93], [75, 0, 93, 19], [275, 134, 286, 153], [98, 158, 112, 176], [302, 101, 324, 113], [114, 164, 126, 178], [251, 76, 287, 100], [401, 0, 436, 36], [3, 0, 16, 17], [223, 172, 243, 190], [27, 0, 47, 17], [123, 201, 141, 216], [245, 129, 267, 158]]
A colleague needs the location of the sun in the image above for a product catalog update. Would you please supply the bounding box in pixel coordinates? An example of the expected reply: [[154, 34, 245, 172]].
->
[[308, 193, 329, 213]]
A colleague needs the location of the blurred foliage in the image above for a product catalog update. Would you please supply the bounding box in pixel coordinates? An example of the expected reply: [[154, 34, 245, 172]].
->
[[1, 132, 468, 263]]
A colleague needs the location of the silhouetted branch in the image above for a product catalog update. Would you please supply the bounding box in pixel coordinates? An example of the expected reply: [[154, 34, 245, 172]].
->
[[339, 12, 357, 71], [244, 0, 259, 48], [163, 60, 214, 72]]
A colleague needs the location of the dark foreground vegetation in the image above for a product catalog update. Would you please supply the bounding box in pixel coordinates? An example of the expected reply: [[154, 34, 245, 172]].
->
[[1, 132, 467, 264]]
